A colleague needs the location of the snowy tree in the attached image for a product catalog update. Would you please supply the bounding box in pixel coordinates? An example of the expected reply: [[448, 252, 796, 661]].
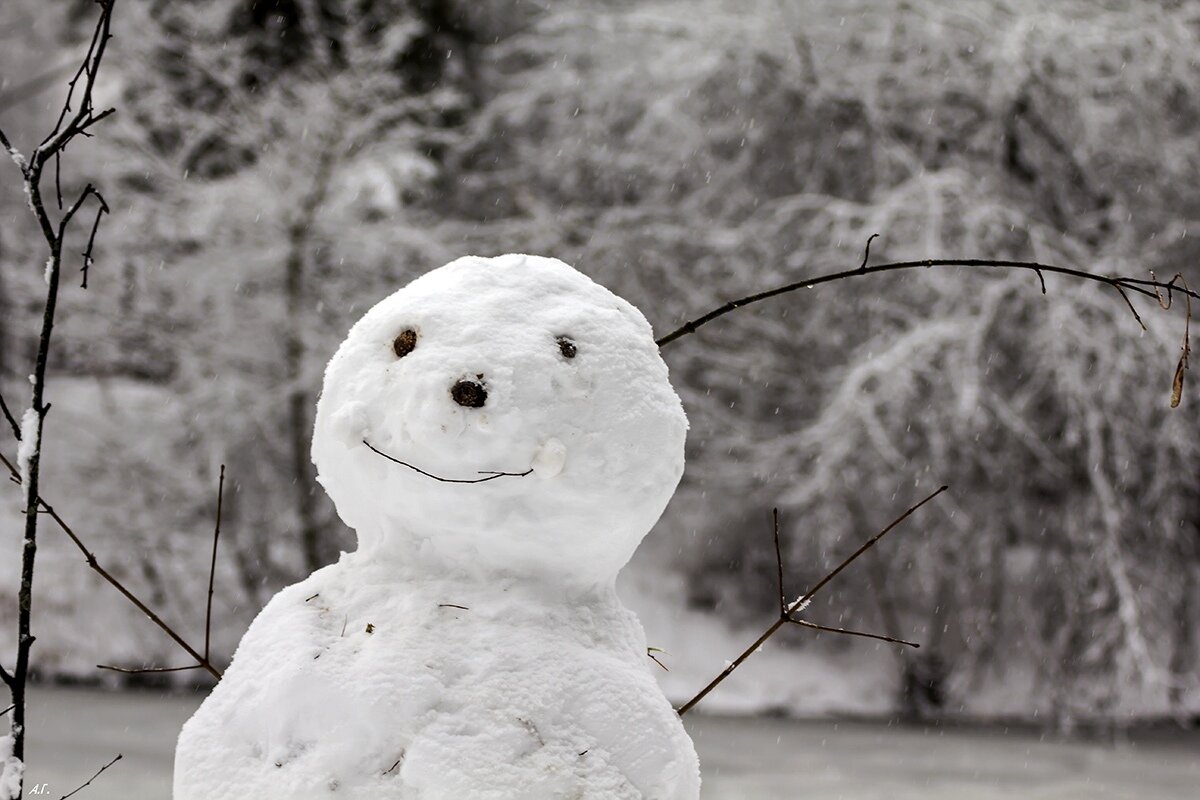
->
[[88, 0, 505, 598], [2, 0, 1197, 730], [437, 0, 1200, 726]]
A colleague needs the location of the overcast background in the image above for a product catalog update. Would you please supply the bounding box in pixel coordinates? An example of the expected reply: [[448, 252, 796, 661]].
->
[[2, 0, 1199, 750]]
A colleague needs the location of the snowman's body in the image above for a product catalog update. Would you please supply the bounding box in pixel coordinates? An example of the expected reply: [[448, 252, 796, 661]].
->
[[175, 255, 700, 799]]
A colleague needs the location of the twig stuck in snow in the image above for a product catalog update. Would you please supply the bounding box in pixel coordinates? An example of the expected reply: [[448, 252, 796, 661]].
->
[[676, 485, 947, 716]]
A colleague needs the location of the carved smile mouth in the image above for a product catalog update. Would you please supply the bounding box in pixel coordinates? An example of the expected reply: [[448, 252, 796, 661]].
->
[[362, 439, 534, 484]]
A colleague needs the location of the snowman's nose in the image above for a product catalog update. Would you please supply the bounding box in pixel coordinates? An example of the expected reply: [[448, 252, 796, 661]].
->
[[451, 378, 487, 408]]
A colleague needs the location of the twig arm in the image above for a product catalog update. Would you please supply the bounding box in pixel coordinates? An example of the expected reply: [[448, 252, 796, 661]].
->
[[655, 255, 1199, 348], [676, 485, 947, 716]]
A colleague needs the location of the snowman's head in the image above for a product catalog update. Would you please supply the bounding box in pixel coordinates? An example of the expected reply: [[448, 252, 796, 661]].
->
[[312, 255, 687, 585]]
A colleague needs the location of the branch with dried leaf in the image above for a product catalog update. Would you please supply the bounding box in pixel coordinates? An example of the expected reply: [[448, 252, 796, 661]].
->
[[676, 485, 947, 716], [657, 237, 1194, 406]]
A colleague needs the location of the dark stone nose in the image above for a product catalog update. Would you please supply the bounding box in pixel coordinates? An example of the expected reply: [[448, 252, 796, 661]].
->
[[451, 379, 487, 408]]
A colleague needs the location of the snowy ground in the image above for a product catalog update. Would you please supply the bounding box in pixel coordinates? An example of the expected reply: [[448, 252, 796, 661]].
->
[[20, 685, 1199, 799]]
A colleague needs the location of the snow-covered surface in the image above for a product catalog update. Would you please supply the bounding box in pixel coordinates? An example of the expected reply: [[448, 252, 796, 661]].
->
[[175, 255, 698, 799], [0, 732, 22, 800], [24, 686, 1200, 800], [16, 407, 38, 506]]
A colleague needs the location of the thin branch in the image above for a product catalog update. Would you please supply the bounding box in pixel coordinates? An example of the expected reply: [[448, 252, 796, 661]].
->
[[770, 503, 919, 647], [0, 125, 14, 156], [2, 7, 119, 796], [57, 183, 101, 236], [54, 150, 63, 211], [205, 465, 225, 660], [785, 618, 919, 648], [363, 439, 533, 483], [0, 390, 20, 442], [37, 2, 114, 160], [79, 189, 110, 289], [655, 248, 1199, 348], [676, 485, 947, 716], [858, 232, 879, 270], [57, 753, 121, 800], [96, 663, 203, 675], [791, 486, 949, 611], [0, 451, 222, 680], [0, 664, 12, 688], [772, 507, 785, 618], [1114, 285, 1147, 332], [1162, 274, 1193, 408], [0, 704, 12, 717]]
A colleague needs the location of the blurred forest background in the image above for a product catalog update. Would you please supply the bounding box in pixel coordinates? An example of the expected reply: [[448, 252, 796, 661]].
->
[[1, 0, 1198, 732]]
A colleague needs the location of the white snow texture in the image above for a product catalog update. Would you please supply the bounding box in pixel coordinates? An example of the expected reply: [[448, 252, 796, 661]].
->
[[17, 408, 39, 506], [174, 255, 698, 799], [0, 733, 22, 800]]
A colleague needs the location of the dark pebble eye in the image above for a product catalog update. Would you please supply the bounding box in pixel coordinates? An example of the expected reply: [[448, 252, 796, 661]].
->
[[393, 329, 418, 358], [557, 336, 577, 359]]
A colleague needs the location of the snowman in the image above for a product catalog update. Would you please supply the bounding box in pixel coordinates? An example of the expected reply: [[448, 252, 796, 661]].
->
[[174, 255, 700, 799]]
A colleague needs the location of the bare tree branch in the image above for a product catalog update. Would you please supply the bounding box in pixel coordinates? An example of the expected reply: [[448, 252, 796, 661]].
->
[[57, 753, 121, 800], [0, 390, 19, 442], [0, 451, 222, 681], [1, 5, 118, 796], [205, 465, 225, 661], [676, 485, 947, 716], [772, 507, 785, 618], [96, 463, 227, 677], [785, 618, 919, 648], [655, 246, 1200, 349], [96, 664, 204, 675]]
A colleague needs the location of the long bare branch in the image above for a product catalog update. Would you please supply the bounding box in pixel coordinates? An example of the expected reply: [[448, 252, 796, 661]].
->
[[676, 485, 947, 716], [2, 6, 119, 796], [656, 252, 1198, 348]]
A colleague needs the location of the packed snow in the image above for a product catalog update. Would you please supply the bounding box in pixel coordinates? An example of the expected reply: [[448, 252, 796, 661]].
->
[[0, 731, 21, 800], [174, 255, 698, 799], [16, 407, 38, 506]]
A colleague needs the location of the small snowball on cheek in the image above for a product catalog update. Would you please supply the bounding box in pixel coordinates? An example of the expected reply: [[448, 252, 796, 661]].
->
[[531, 438, 567, 479], [332, 400, 371, 448]]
